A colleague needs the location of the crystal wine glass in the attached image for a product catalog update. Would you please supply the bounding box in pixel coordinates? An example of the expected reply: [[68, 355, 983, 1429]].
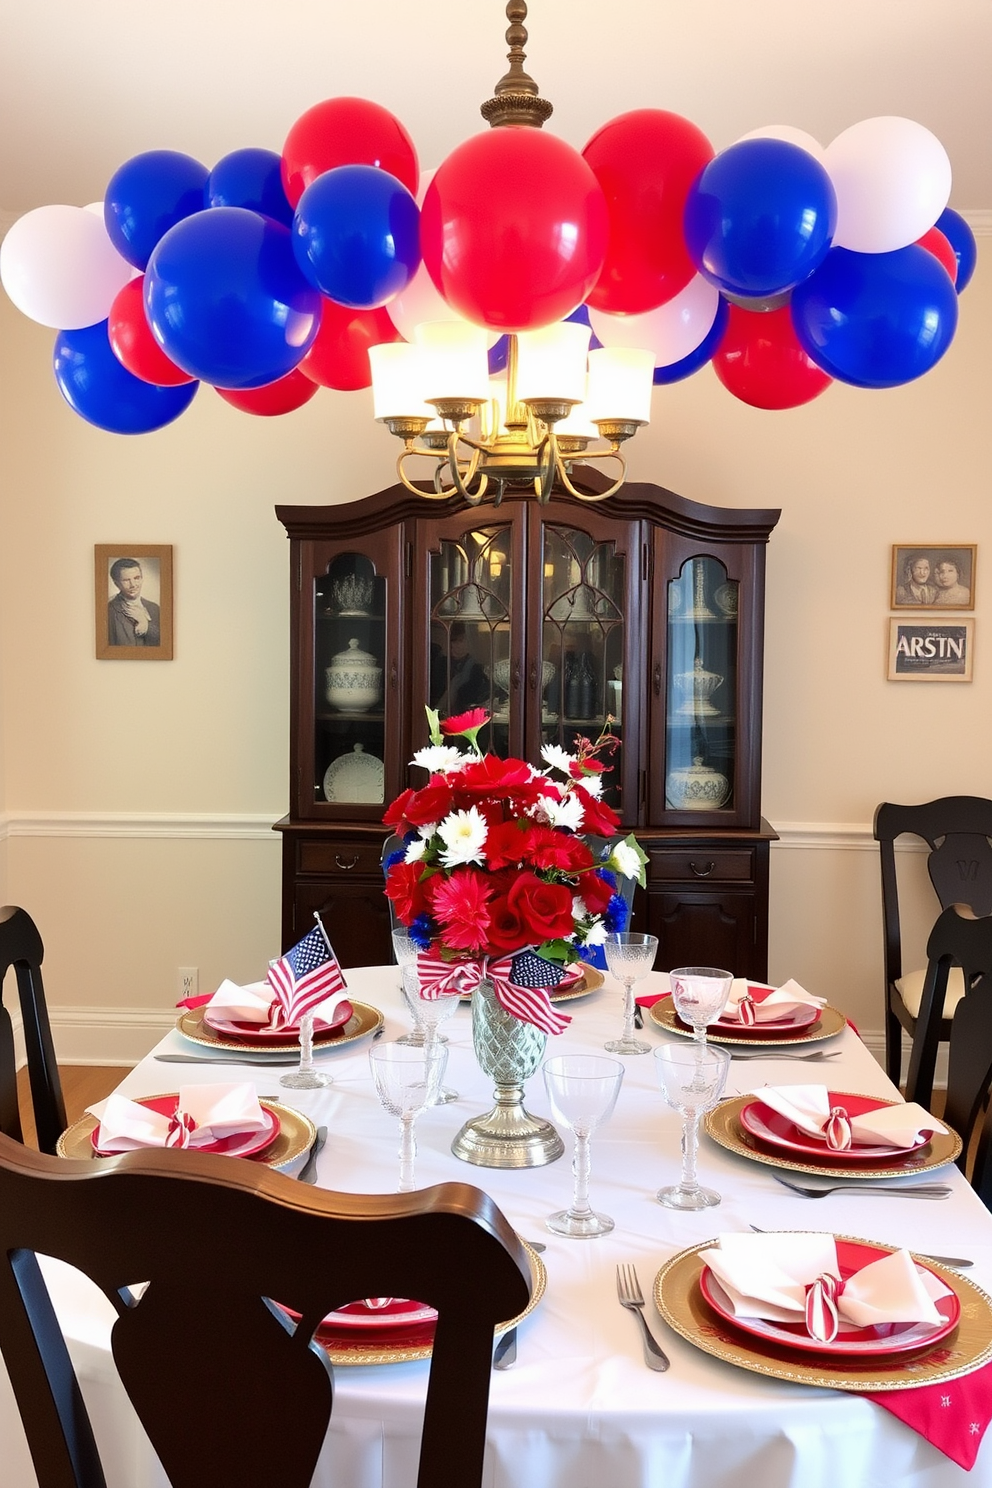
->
[[542, 1055, 624, 1238], [669, 966, 734, 1044], [654, 1042, 730, 1210], [405, 965, 460, 1104], [604, 932, 659, 1055], [369, 1040, 448, 1192], [279, 1009, 331, 1089], [392, 930, 429, 1047]]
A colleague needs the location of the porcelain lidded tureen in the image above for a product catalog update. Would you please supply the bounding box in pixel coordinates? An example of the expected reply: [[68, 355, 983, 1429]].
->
[[325, 638, 383, 713]]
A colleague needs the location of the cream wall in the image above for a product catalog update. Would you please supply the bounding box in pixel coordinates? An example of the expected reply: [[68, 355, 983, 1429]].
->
[[0, 239, 988, 1063]]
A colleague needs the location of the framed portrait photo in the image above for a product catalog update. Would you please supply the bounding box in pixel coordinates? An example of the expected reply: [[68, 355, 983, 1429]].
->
[[890, 544, 976, 610], [887, 617, 974, 682], [95, 545, 174, 660]]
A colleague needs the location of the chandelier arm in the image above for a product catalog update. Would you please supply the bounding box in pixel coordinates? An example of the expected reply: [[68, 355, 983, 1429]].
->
[[396, 450, 461, 500], [536, 432, 557, 503], [552, 445, 628, 502], [443, 433, 488, 506]]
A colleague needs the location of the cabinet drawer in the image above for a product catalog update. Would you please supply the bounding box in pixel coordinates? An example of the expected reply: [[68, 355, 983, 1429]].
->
[[298, 840, 385, 877], [648, 849, 754, 883]]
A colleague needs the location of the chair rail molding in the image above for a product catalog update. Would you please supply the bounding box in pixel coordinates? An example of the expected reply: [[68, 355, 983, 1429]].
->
[[0, 810, 281, 841]]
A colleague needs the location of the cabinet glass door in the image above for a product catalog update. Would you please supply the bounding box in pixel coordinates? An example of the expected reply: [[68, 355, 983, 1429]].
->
[[540, 525, 626, 812], [665, 557, 738, 814], [428, 524, 513, 756], [314, 552, 388, 808]]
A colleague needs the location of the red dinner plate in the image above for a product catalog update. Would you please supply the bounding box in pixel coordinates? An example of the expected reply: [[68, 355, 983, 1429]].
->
[[739, 1091, 932, 1163], [282, 1296, 438, 1347], [205, 1000, 353, 1042], [91, 1094, 279, 1159], [699, 1239, 959, 1358], [712, 1002, 820, 1036]]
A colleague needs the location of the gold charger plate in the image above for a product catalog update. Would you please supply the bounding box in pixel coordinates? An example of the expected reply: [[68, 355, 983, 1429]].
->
[[176, 1000, 384, 1055], [318, 1241, 547, 1366], [56, 1099, 316, 1171], [654, 1236, 992, 1392], [458, 962, 605, 1004], [705, 1094, 962, 1179], [650, 997, 847, 1047]]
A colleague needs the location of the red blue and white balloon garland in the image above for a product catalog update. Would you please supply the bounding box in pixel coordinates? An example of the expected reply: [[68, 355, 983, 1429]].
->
[[0, 97, 976, 433]]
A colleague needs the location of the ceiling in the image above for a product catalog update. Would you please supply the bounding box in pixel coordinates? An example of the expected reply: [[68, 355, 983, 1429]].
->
[[1, 0, 989, 222]]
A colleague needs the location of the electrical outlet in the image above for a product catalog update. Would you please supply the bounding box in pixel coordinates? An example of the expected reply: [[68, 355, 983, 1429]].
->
[[178, 967, 198, 1000]]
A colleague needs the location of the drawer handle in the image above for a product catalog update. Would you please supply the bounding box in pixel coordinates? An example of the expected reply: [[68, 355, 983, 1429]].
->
[[334, 854, 360, 870], [689, 860, 715, 878]]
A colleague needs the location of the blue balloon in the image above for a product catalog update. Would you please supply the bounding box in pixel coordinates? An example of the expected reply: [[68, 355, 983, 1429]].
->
[[105, 150, 209, 270], [565, 302, 602, 350], [292, 165, 420, 309], [488, 336, 509, 374], [791, 244, 958, 389], [145, 208, 322, 389], [209, 148, 294, 227], [53, 321, 197, 433], [684, 139, 836, 298], [653, 296, 730, 384], [936, 208, 977, 294]]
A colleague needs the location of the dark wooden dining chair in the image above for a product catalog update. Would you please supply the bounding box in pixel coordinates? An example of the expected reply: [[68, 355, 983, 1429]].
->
[[873, 797, 992, 1083], [904, 906, 992, 1198], [0, 1132, 531, 1488], [0, 906, 67, 1155]]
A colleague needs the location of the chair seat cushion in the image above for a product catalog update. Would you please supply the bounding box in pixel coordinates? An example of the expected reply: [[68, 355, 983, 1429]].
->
[[894, 965, 966, 1020]]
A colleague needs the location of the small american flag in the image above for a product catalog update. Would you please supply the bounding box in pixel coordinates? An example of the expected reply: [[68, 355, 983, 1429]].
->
[[266, 925, 346, 1027]]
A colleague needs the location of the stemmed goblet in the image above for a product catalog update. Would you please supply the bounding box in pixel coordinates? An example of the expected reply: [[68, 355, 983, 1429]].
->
[[604, 933, 659, 1055], [543, 1055, 624, 1238], [669, 966, 733, 1044], [391, 930, 442, 1048], [654, 1043, 730, 1210], [278, 1009, 331, 1089], [369, 1040, 448, 1192]]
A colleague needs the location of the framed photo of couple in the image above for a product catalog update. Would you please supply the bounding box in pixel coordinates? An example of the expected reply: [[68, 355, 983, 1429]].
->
[[94, 545, 174, 660], [890, 544, 976, 610]]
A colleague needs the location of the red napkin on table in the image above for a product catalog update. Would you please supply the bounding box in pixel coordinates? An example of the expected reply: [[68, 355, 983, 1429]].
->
[[867, 1363, 992, 1470]]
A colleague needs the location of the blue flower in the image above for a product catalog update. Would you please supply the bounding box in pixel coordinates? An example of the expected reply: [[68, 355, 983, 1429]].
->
[[385, 849, 405, 870], [604, 894, 628, 933], [595, 867, 618, 889], [408, 915, 433, 951]]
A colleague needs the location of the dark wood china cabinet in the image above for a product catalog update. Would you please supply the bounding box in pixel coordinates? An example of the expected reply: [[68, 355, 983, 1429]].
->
[[275, 480, 780, 974]]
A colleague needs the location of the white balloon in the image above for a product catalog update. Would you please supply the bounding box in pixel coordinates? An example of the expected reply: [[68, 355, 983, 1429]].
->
[[736, 124, 825, 163], [0, 203, 132, 328], [824, 116, 952, 253], [589, 275, 721, 368]]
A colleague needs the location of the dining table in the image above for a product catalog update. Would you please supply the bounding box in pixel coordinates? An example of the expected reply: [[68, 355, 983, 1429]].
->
[[3, 963, 992, 1488]]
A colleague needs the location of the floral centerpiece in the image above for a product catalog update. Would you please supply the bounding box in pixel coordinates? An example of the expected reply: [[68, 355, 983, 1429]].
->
[[383, 705, 648, 1037]]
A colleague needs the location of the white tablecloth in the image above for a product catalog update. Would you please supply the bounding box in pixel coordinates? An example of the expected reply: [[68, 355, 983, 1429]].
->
[[4, 965, 992, 1488]]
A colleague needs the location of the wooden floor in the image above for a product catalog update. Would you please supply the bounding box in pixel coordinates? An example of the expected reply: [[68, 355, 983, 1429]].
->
[[16, 1065, 126, 1148]]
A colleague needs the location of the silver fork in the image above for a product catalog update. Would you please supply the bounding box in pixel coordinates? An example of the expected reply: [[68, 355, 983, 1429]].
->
[[616, 1264, 670, 1371], [730, 1049, 841, 1062], [772, 1175, 951, 1200]]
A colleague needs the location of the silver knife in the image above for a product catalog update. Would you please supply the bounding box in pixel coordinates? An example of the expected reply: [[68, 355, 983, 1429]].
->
[[154, 1053, 317, 1067], [298, 1126, 327, 1184], [493, 1327, 517, 1369]]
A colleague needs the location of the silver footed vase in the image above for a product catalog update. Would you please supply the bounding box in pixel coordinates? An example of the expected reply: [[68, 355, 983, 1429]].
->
[[451, 976, 564, 1169]]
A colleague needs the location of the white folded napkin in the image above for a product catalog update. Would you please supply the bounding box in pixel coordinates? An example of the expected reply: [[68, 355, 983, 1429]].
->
[[87, 1083, 268, 1152], [722, 977, 826, 1024], [700, 1232, 950, 1334], [756, 1084, 947, 1150], [204, 978, 349, 1031]]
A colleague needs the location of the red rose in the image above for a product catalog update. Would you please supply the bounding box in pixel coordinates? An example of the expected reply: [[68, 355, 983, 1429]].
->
[[430, 868, 493, 953], [403, 777, 453, 826], [384, 860, 430, 922], [573, 785, 622, 835], [383, 787, 415, 829], [507, 873, 575, 942], [522, 825, 595, 873], [486, 894, 528, 953]]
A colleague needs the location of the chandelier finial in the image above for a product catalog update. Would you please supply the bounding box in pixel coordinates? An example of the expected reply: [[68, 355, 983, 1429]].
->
[[481, 2, 554, 128]]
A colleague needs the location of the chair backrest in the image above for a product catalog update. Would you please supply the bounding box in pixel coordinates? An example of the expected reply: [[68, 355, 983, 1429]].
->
[[873, 798, 992, 985], [0, 1133, 531, 1488], [904, 906, 992, 1154], [0, 906, 67, 1155]]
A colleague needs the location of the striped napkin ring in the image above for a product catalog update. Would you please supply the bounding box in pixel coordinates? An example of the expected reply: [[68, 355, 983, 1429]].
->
[[825, 1105, 853, 1151], [805, 1272, 841, 1343], [738, 994, 757, 1026], [165, 1109, 197, 1149]]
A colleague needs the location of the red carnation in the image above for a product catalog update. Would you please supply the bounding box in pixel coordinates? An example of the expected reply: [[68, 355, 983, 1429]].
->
[[440, 707, 489, 736], [484, 818, 529, 869], [573, 784, 622, 835], [507, 873, 575, 942], [576, 868, 614, 915], [383, 787, 415, 830], [456, 754, 537, 800], [403, 777, 454, 826], [430, 868, 494, 953], [384, 860, 430, 922], [523, 824, 596, 873]]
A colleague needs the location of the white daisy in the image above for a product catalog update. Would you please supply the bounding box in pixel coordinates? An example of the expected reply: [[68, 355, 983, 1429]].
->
[[404, 837, 427, 863], [437, 806, 489, 867], [411, 744, 467, 774], [541, 743, 575, 776]]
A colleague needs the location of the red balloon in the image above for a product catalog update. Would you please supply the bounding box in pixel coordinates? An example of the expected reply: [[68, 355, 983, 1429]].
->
[[299, 298, 400, 390], [916, 226, 957, 284], [107, 277, 194, 386], [215, 367, 319, 416], [583, 110, 714, 316], [281, 97, 418, 208], [420, 129, 608, 332], [713, 303, 832, 410]]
